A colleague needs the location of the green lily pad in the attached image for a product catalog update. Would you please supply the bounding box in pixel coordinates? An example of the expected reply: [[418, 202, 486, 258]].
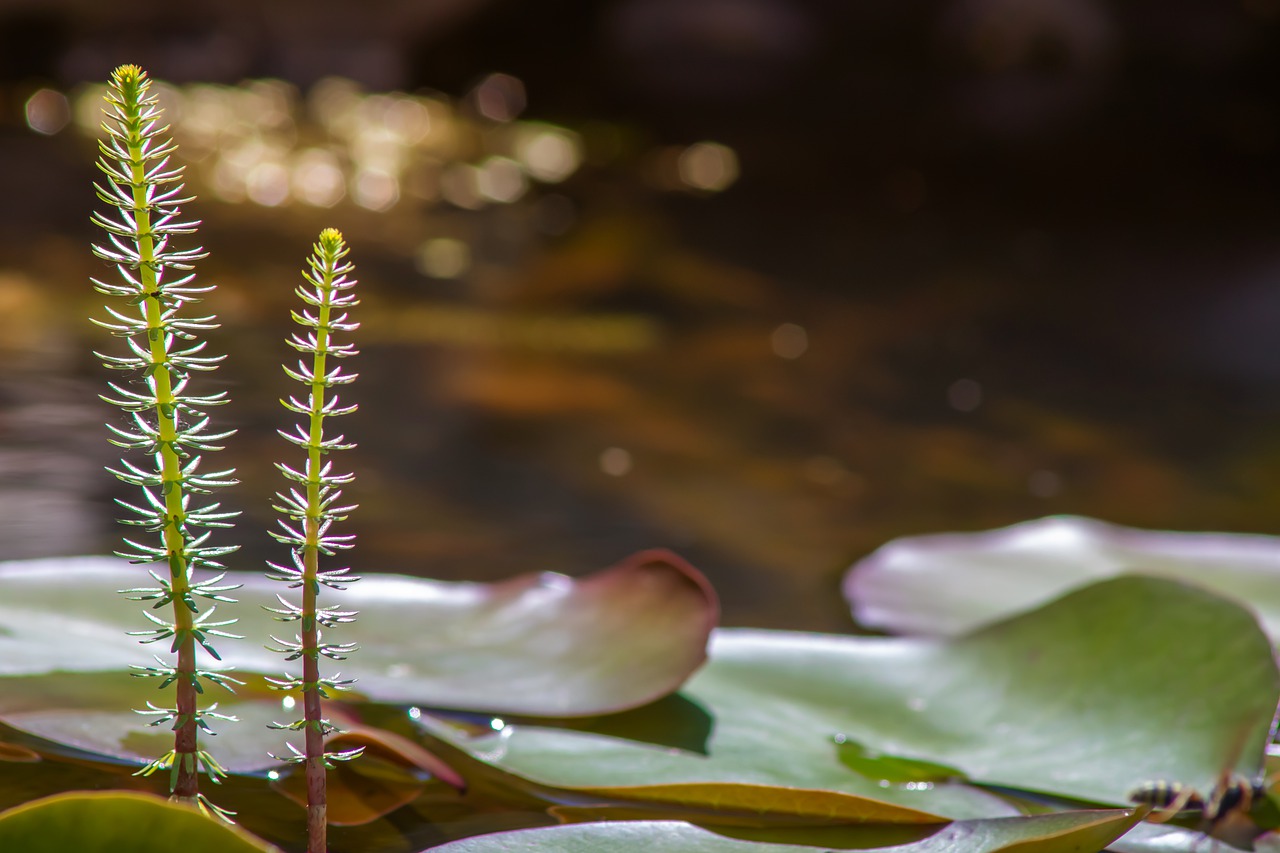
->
[[845, 515, 1280, 638], [427, 810, 1142, 853], [1108, 821, 1255, 853], [0, 671, 316, 774], [0, 549, 716, 716], [0, 791, 279, 852], [424, 576, 1278, 818]]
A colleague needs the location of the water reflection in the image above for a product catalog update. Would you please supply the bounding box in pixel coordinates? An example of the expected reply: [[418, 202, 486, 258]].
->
[[4, 69, 1278, 635], [66, 75, 596, 218]]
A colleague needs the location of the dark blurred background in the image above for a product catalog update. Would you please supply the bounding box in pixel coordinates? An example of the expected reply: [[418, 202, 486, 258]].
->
[[1, 0, 1279, 631]]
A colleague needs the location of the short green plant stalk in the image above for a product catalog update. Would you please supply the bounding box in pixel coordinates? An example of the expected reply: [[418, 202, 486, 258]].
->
[[90, 64, 241, 818], [266, 228, 364, 853]]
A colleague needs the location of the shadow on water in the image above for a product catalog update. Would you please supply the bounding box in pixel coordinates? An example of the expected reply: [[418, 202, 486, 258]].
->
[[500, 693, 715, 756]]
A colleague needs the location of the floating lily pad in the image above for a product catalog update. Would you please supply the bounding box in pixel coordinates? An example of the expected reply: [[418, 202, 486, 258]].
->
[[0, 549, 716, 716], [0, 791, 279, 852], [1109, 820, 1255, 853], [0, 671, 316, 774], [844, 515, 1280, 638], [272, 724, 466, 825], [424, 576, 1278, 819], [427, 810, 1141, 853]]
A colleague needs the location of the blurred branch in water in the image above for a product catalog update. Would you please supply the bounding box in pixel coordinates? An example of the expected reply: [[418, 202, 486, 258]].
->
[[360, 303, 661, 353]]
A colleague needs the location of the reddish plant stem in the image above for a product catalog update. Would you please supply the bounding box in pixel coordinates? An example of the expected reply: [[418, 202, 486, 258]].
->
[[173, 641, 200, 799], [303, 557, 326, 851]]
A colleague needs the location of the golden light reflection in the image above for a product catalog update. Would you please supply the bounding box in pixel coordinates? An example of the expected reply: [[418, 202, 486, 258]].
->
[[150, 82, 184, 126], [678, 141, 739, 192], [383, 95, 432, 144], [350, 124, 406, 174], [61, 73, 712, 219], [770, 323, 808, 359], [947, 378, 983, 413], [361, 304, 660, 352], [308, 76, 364, 134], [415, 238, 471, 279], [210, 155, 247, 203], [245, 79, 297, 132], [24, 89, 70, 135], [353, 168, 400, 211], [71, 83, 108, 135], [476, 156, 528, 203], [514, 123, 583, 183], [246, 161, 291, 207], [599, 447, 634, 477], [802, 455, 850, 487], [1028, 469, 1063, 498], [440, 164, 483, 209], [291, 148, 345, 207], [182, 85, 234, 153], [470, 72, 526, 122]]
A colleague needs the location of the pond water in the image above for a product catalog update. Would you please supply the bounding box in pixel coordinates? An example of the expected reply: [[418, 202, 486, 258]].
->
[[2, 70, 1280, 634]]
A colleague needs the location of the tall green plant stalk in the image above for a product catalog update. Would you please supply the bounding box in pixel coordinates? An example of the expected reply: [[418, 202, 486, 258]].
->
[[266, 228, 364, 853], [90, 64, 241, 818]]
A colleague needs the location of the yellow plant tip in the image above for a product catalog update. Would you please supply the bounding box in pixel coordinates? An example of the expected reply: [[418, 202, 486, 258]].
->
[[112, 64, 146, 86], [318, 227, 344, 247]]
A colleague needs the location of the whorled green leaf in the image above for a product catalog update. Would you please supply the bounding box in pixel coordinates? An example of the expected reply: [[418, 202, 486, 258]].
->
[[427, 810, 1142, 853], [844, 514, 1280, 639], [421, 576, 1279, 820], [0, 791, 279, 852], [0, 550, 716, 716]]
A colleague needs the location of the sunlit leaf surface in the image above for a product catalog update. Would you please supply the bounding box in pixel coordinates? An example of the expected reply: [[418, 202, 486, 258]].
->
[[0, 672, 321, 774], [272, 725, 465, 825], [0, 792, 279, 852], [424, 577, 1278, 816], [1108, 820, 1255, 853], [845, 515, 1280, 638], [428, 810, 1141, 853], [0, 550, 716, 716]]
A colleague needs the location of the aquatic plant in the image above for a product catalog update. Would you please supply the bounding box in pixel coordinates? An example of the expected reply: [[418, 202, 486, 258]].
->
[[13, 60, 1279, 853], [265, 227, 364, 852], [90, 63, 241, 818]]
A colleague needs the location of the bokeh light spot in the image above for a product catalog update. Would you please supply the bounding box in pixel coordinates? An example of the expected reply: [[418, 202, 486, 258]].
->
[[353, 168, 399, 211], [25, 89, 70, 135], [802, 455, 848, 487], [947, 378, 983, 412], [292, 148, 345, 207], [600, 447, 633, 477], [440, 164, 483, 210], [246, 161, 291, 207], [477, 156, 528, 203], [470, 73, 526, 122], [1028, 470, 1062, 498], [770, 323, 808, 359], [416, 238, 471, 279], [678, 141, 739, 192], [516, 124, 583, 183]]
